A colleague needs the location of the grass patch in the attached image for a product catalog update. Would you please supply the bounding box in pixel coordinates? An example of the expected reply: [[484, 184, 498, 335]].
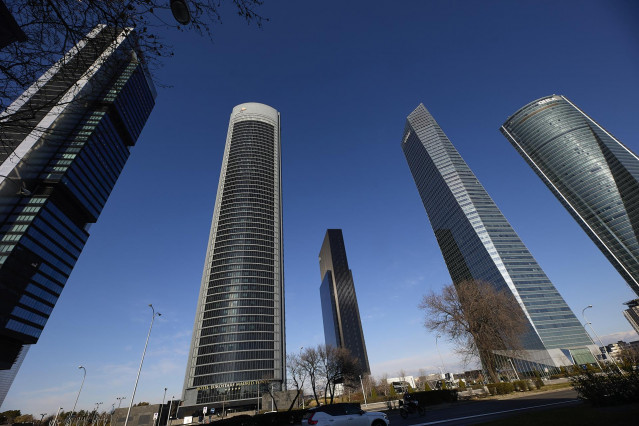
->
[[477, 402, 639, 425]]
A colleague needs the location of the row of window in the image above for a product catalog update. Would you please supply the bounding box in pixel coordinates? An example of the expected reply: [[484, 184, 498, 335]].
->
[[200, 322, 274, 336], [211, 263, 274, 273], [207, 277, 275, 286], [198, 331, 275, 346], [210, 270, 274, 280], [196, 350, 274, 366], [205, 298, 274, 311], [206, 284, 274, 295], [206, 291, 274, 302], [201, 315, 274, 328], [197, 340, 274, 355], [202, 307, 275, 318], [194, 360, 274, 376]]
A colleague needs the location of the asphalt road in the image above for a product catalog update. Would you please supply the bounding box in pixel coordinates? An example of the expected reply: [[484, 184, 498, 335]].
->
[[386, 389, 580, 425]]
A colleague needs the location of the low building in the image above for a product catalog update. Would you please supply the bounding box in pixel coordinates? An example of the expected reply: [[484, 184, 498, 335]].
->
[[112, 404, 169, 426]]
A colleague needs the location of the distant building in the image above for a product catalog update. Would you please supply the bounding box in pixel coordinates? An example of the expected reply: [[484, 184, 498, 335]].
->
[[0, 25, 155, 405], [623, 299, 639, 335], [602, 340, 639, 363], [181, 103, 285, 415], [319, 229, 370, 374], [385, 375, 416, 391], [401, 103, 598, 374], [502, 95, 639, 297]]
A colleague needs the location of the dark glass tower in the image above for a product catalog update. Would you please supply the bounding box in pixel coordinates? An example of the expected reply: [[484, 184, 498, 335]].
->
[[402, 103, 597, 372], [501, 95, 639, 297], [181, 103, 285, 413], [319, 229, 370, 374], [0, 25, 156, 403]]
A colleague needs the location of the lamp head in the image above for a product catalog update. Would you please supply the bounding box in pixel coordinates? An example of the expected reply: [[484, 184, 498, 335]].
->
[[170, 0, 192, 25]]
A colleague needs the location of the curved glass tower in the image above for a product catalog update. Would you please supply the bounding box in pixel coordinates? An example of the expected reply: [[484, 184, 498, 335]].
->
[[501, 95, 639, 297], [402, 103, 597, 374], [181, 103, 285, 413]]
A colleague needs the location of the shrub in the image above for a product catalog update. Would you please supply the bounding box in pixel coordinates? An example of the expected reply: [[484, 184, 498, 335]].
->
[[457, 380, 466, 390], [513, 380, 529, 392], [487, 382, 515, 395], [533, 370, 544, 388], [570, 369, 639, 406]]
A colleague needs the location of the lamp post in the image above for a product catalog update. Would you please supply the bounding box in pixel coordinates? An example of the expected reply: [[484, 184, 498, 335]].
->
[[166, 396, 174, 426], [53, 408, 63, 426], [72, 366, 86, 415], [39, 414, 47, 425], [124, 304, 161, 426], [158, 388, 167, 426], [359, 375, 367, 407], [116, 397, 126, 409], [435, 334, 446, 378], [582, 305, 622, 373]]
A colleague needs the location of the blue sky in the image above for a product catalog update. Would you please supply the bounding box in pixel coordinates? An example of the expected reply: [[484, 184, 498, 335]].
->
[[4, 0, 639, 414]]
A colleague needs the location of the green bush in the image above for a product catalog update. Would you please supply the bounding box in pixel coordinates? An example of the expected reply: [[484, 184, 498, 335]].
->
[[457, 379, 466, 390], [533, 370, 544, 388], [513, 380, 530, 391], [487, 382, 515, 395], [570, 369, 639, 406]]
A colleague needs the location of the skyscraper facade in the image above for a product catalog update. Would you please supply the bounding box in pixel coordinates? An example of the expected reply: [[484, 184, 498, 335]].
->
[[181, 103, 285, 413], [319, 229, 370, 374], [402, 103, 597, 372], [501, 95, 639, 297], [0, 25, 155, 402]]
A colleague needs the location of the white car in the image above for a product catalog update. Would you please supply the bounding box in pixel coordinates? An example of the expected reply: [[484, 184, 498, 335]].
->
[[304, 403, 389, 426]]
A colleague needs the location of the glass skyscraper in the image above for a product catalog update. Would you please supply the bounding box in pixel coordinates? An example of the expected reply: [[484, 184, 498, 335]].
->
[[501, 95, 639, 298], [402, 103, 597, 373], [0, 25, 156, 405], [319, 229, 370, 374], [181, 103, 285, 414]]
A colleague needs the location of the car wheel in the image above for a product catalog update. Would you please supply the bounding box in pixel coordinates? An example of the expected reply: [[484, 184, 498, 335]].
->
[[371, 420, 386, 426]]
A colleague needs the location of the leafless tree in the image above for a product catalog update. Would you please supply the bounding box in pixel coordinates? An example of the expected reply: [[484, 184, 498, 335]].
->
[[300, 346, 323, 406], [378, 373, 389, 396], [0, 1, 266, 149], [286, 352, 308, 411], [419, 280, 527, 383], [319, 345, 362, 405]]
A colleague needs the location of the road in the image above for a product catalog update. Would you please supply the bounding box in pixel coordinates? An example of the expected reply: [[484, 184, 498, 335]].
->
[[385, 389, 580, 425]]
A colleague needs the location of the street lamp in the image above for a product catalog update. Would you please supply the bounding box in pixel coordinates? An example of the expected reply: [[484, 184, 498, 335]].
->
[[166, 396, 175, 426], [170, 0, 192, 25], [158, 388, 167, 426], [39, 413, 47, 425], [53, 408, 63, 426], [124, 304, 162, 426], [359, 375, 367, 407], [435, 334, 446, 378], [582, 305, 622, 373], [72, 366, 86, 414], [116, 396, 126, 409]]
